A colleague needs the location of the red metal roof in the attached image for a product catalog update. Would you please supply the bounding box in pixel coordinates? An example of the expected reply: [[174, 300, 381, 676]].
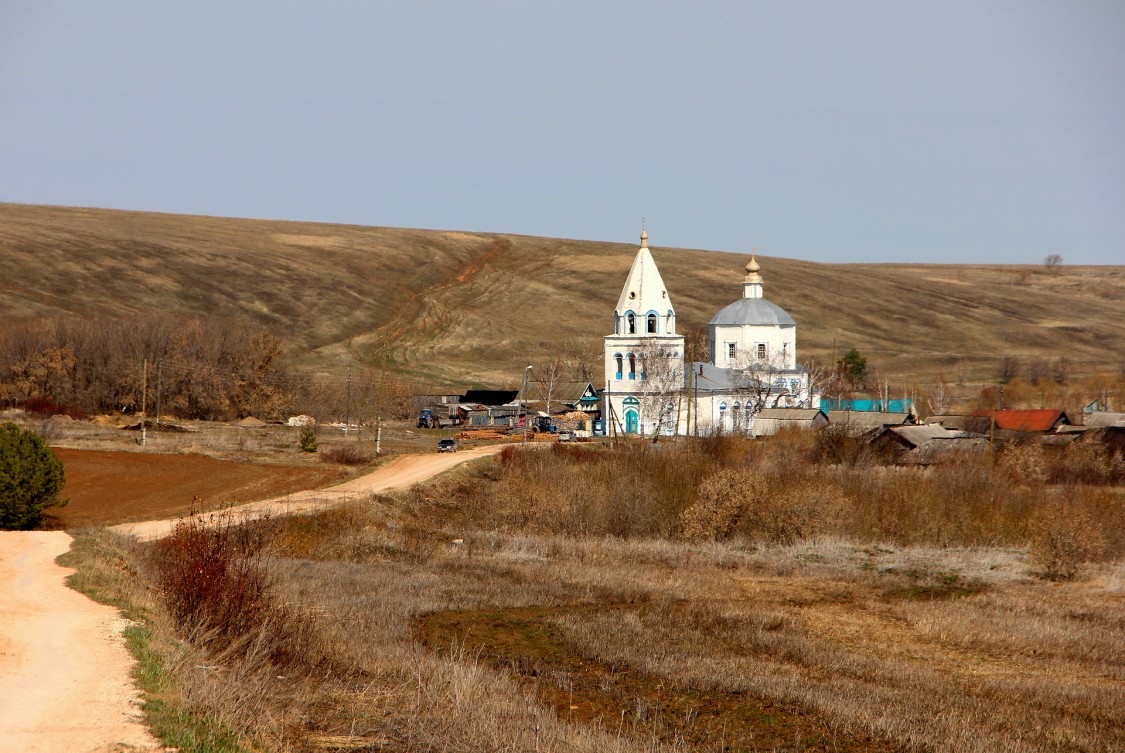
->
[[971, 409, 1069, 432]]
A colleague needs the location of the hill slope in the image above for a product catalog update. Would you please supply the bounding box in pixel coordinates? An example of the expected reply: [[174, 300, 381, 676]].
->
[[2, 203, 1122, 389]]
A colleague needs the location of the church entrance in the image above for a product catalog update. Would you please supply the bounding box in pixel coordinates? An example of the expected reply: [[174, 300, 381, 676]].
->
[[624, 409, 639, 434]]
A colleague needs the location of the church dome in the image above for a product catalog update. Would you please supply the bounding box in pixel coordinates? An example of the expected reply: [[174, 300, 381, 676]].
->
[[709, 254, 795, 326], [709, 297, 795, 327]]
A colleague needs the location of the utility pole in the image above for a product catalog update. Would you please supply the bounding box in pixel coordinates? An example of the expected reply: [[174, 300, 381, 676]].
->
[[140, 358, 147, 448], [520, 363, 533, 442], [344, 371, 352, 437], [155, 361, 162, 429], [375, 354, 388, 455]]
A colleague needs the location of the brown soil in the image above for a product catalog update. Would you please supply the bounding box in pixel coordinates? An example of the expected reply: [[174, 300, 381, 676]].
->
[[48, 448, 348, 528], [417, 605, 909, 752]]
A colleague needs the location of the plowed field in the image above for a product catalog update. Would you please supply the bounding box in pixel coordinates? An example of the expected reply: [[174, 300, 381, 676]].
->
[[49, 448, 348, 528]]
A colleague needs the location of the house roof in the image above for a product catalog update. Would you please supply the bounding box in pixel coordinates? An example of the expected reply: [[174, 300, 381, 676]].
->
[[757, 408, 825, 421], [889, 424, 974, 448], [827, 410, 912, 428], [1085, 412, 1125, 428], [971, 409, 1070, 432], [925, 414, 972, 429], [461, 390, 520, 406]]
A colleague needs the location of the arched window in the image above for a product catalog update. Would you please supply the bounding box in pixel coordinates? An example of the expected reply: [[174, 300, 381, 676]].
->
[[666, 311, 675, 334], [614, 353, 623, 380], [647, 313, 658, 334], [626, 312, 636, 334], [614, 313, 620, 335], [628, 353, 637, 380]]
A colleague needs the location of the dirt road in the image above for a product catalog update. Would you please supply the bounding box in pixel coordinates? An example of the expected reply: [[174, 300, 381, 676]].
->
[[0, 531, 161, 753], [1, 445, 502, 752], [111, 443, 504, 540]]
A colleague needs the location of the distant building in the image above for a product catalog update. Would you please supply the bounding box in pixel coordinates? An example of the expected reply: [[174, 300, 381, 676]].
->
[[603, 231, 817, 437]]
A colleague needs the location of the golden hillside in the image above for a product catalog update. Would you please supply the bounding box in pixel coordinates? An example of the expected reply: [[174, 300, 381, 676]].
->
[[2, 203, 1122, 389]]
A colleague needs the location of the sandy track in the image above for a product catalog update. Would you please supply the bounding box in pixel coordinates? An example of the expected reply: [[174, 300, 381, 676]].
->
[[0, 445, 503, 753], [0, 531, 161, 753]]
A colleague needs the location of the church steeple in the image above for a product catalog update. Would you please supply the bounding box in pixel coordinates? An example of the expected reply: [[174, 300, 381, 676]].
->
[[742, 255, 764, 299], [613, 230, 676, 336]]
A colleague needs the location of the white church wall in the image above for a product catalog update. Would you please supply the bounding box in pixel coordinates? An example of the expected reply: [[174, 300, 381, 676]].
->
[[712, 324, 797, 370]]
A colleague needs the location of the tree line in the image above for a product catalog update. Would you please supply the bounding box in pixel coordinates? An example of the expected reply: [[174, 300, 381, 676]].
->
[[0, 315, 289, 420]]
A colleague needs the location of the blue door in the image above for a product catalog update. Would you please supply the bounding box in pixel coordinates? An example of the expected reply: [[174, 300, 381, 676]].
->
[[625, 409, 639, 434]]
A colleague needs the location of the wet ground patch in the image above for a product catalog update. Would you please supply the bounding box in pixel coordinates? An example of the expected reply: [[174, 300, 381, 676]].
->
[[417, 605, 914, 752]]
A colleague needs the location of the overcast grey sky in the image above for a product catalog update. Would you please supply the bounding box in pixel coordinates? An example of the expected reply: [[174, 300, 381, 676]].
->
[[2, 1, 1123, 264]]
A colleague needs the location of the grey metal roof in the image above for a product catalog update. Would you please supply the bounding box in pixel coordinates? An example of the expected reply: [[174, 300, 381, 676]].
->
[[757, 408, 825, 421], [1086, 412, 1125, 427], [709, 297, 796, 327], [687, 361, 807, 393], [827, 410, 912, 428], [890, 424, 962, 447]]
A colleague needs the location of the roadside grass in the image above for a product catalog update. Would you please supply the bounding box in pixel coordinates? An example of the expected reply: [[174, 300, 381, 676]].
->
[[62, 437, 1125, 752], [60, 531, 256, 753]]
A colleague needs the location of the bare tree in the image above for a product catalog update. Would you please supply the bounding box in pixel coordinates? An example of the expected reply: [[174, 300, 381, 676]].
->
[[533, 354, 565, 416], [926, 378, 952, 416], [1044, 254, 1063, 274], [726, 360, 787, 435], [632, 340, 685, 442]]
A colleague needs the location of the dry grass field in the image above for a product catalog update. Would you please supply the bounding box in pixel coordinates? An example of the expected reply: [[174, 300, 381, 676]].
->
[[63, 436, 1125, 753], [3, 203, 1123, 390], [9, 201, 1122, 751]]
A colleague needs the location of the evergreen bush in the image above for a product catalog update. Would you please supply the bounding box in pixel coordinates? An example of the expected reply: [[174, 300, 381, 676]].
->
[[0, 422, 67, 530]]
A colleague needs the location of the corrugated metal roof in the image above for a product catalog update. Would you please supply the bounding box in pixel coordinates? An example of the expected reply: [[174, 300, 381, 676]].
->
[[971, 409, 1069, 432], [688, 361, 807, 394], [926, 414, 972, 429], [708, 297, 796, 327], [890, 424, 964, 447], [1086, 412, 1125, 427], [757, 408, 825, 420], [827, 410, 911, 428]]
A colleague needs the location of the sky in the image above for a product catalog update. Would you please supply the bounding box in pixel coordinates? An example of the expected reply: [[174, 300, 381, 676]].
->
[[2, 1, 1123, 265]]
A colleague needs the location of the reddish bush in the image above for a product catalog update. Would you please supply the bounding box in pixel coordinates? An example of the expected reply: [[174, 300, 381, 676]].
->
[[320, 444, 374, 466], [154, 513, 272, 643], [151, 512, 317, 667], [22, 394, 88, 420]]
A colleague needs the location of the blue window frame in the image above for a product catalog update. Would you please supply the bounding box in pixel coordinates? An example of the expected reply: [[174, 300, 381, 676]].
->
[[614, 353, 623, 380], [628, 353, 636, 380]]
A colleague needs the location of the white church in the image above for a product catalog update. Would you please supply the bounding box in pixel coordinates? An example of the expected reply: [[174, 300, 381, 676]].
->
[[603, 230, 817, 437]]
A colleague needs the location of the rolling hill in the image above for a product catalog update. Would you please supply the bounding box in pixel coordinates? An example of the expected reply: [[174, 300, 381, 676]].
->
[[1, 203, 1122, 392]]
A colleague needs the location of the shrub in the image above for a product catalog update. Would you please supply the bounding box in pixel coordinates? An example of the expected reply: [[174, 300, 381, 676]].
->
[[22, 394, 88, 420], [152, 512, 316, 666], [1029, 502, 1106, 580], [0, 422, 67, 530], [320, 444, 374, 465], [681, 468, 759, 542], [998, 441, 1047, 484], [298, 425, 318, 452]]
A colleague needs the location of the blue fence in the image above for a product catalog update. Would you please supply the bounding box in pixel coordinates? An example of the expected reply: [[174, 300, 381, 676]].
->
[[820, 398, 914, 413]]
